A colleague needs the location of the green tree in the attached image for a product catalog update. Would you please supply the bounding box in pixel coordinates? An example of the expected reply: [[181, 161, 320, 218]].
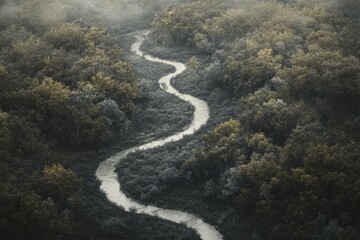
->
[[184, 119, 244, 179], [40, 164, 80, 207]]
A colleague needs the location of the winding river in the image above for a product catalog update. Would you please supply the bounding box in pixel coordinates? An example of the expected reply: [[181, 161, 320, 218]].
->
[[95, 30, 223, 240]]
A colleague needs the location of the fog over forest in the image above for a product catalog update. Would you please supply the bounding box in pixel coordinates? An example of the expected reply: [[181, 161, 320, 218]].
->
[[0, 0, 359, 240]]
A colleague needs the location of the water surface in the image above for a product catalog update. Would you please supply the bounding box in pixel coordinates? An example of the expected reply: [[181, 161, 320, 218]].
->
[[96, 30, 223, 240]]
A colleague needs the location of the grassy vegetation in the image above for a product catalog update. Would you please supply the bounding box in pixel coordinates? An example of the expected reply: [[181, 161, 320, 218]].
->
[[116, 35, 239, 239]]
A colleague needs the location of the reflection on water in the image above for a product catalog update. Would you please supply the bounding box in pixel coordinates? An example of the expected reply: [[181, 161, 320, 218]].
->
[[96, 30, 223, 240]]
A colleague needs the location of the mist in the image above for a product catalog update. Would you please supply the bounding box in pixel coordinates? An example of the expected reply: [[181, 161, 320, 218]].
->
[[3, 0, 357, 32], [0, 0, 183, 31]]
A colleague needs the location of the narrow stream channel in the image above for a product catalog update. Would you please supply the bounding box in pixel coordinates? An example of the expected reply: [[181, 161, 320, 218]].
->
[[95, 30, 223, 240]]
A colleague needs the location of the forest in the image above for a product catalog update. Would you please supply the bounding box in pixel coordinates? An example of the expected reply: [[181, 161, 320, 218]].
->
[[150, 0, 360, 239], [0, 0, 359, 240]]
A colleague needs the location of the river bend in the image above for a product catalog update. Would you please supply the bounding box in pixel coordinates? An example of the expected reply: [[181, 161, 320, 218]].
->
[[95, 30, 223, 240]]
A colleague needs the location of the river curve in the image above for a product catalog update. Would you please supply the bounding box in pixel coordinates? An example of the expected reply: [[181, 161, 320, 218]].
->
[[95, 30, 223, 240]]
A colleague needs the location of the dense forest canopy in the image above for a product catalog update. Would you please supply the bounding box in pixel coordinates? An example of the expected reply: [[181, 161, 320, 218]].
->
[[151, 0, 360, 239], [0, 0, 145, 239], [1, 0, 202, 238], [0, 0, 359, 239]]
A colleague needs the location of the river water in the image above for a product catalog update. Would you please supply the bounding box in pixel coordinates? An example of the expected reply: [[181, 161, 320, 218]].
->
[[95, 30, 223, 240]]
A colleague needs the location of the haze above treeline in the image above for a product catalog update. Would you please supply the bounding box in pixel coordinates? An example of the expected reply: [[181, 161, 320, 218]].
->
[[1, 0, 358, 29]]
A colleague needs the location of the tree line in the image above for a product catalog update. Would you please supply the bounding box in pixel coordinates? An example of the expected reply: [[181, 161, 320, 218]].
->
[[0, 0, 141, 239], [152, 0, 360, 239]]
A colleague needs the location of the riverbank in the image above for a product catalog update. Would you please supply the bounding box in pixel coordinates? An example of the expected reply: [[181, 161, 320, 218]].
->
[[115, 34, 251, 240], [97, 31, 225, 240], [40, 27, 239, 240], [42, 30, 205, 240]]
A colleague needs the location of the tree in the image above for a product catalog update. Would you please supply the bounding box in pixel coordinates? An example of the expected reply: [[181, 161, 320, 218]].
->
[[278, 46, 360, 103], [184, 119, 244, 179], [97, 99, 130, 136], [9, 36, 50, 75], [44, 23, 87, 52], [40, 164, 80, 207], [186, 56, 201, 72]]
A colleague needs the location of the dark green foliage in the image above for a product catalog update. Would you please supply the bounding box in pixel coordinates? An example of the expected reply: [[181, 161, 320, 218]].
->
[[1, 0, 359, 239], [152, 0, 360, 239], [0, 165, 80, 240], [0, 16, 139, 150], [0, 1, 144, 239]]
